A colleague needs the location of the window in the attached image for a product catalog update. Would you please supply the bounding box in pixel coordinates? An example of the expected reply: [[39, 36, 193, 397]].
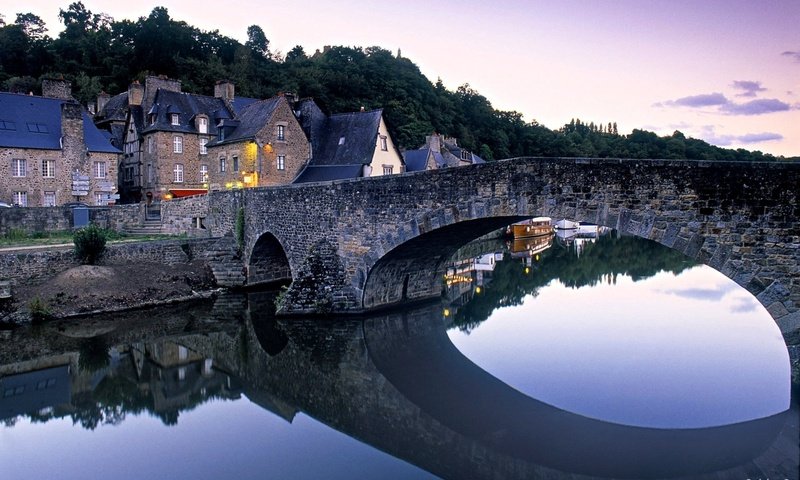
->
[[232, 156, 239, 172], [174, 164, 184, 183], [26, 122, 48, 133], [173, 136, 183, 153], [198, 117, 208, 134], [338, 136, 345, 145], [219, 157, 226, 173], [383, 165, 394, 175], [200, 164, 209, 183], [43, 191, 56, 207], [0, 120, 16, 131], [13, 191, 27, 207], [12, 159, 26, 177], [93, 161, 107, 179], [149, 113, 156, 125], [171, 114, 180, 126], [277, 155, 285, 170], [147, 164, 154, 184], [200, 138, 208, 155], [42, 159, 55, 178], [148, 136, 154, 154], [277, 125, 285, 141], [380, 135, 388, 151]]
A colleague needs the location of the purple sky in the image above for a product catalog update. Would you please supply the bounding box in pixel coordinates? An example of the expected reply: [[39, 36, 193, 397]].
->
[[8, 0, 800, 156]]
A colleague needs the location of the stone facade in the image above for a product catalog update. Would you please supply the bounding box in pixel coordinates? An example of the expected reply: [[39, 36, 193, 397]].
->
[[207, 98, 310, 189]]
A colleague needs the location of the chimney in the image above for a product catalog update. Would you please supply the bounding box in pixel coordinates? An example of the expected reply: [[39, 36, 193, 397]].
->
[[144, 75, 181, 114], [42, 77, 73, 100], [127, 81, 144, 106], [214, 80, 235, 103], [61, 101, 87, 169], [96, 91, 111, 114]]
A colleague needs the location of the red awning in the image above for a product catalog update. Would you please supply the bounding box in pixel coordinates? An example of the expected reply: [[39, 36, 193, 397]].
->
[[168, 189, 208, 198]]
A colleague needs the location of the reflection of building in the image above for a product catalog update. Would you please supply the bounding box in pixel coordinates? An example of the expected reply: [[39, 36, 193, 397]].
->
[[443, 251, 504, 308], [0, 365, 71, 421]]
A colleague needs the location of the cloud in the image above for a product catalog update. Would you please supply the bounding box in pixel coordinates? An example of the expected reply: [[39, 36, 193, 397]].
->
[[731, 80, 766, 98], [720, 98, 792, 115], [660, 93, 728, 108], [783, 50, 800, 62], [694, 125, 782, 146], [737, 132, 784, 143]]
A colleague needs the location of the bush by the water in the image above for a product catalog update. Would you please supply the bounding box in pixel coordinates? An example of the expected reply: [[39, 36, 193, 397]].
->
[[73, 225, 108, 264]]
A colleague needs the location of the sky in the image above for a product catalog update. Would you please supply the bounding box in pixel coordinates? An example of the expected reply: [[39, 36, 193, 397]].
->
[[4, 0, 799, 156]]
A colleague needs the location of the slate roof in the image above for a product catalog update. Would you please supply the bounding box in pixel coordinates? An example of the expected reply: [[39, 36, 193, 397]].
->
[[310, 109, 382, 166], [231, 96, 260, 114], [403, 149, 430, 172], [207, 96, 282, 147], [0, 92, 120, 153], [96, 91, 129, 125], [142, 90, 232, 136], [294, 164, 364, 183]]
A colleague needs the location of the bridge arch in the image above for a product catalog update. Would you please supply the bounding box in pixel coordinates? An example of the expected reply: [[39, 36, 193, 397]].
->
[[247, 231, 292, 286]]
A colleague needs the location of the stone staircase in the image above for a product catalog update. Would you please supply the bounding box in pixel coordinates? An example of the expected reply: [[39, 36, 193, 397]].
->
[[125, 219, 163, 236], [205, 235, 246, 287]]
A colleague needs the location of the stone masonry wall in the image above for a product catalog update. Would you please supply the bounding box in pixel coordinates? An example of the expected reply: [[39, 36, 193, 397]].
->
[[0, 204, 143, 235], [0, 238, 218, 284]]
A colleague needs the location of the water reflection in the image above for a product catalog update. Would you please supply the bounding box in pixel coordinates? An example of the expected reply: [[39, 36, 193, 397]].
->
[[0, 234, 796, 480]]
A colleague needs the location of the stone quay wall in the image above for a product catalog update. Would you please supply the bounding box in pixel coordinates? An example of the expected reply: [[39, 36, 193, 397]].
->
[[0, 238, 218, 284], [0, 204, 142, 236]]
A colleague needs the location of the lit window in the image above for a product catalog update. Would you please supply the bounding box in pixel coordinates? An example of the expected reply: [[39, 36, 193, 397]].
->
[[93, 161, 107, 179], [171, 113, 180, 126], [12, 159, 26, 177], [42, 159, 55, 178], [198, 117, 208, 134], [200, 138, 207, 155], [277, 155, 285, 170], [232, 156, 239, 172], [43, 191, 56, 207], [277, 125, 285, 141], [383, 165, 393, 175], [380, 136, 388, 151], [13, 191, 27, 207], [338, 136, 345, 145], [173, 136, 183, 153], [200, 164, 209, 183], [219, 157, 226, 173], [174, 164, 184, 183]]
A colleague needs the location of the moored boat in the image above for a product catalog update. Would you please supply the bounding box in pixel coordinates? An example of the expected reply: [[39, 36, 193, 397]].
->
[[508, 217, 554, 238], [554, 218, 580, 230]]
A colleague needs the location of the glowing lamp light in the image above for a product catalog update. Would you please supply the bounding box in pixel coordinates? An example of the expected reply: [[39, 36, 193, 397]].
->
[[225, 182, 233, 189], [475, 286, 482, 294], [524, 267, 530, 274], [443, 308, 450, 317], [243, 175, 252, 184], [163, 193, 173, 200]]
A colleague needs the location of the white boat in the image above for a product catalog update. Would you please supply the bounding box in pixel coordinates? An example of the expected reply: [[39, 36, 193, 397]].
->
[[554, 219, 580, 230]]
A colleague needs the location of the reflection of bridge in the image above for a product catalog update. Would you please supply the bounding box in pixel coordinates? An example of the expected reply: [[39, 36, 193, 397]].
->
[[2, 295, 797, 479], [176, 157, 799, 337]]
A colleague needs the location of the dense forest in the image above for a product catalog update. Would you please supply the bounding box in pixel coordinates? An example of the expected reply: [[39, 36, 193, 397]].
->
[[1, 3, 795, 161]]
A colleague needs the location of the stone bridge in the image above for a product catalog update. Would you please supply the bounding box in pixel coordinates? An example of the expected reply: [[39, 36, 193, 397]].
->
[[189, 157, 799, 336]]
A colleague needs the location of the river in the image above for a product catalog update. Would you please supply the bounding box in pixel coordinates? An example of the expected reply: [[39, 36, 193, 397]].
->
[[0, 230, 796, 479]]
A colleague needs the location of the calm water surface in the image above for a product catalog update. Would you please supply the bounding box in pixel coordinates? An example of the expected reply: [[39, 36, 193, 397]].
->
[[1, 231, 796, 479]]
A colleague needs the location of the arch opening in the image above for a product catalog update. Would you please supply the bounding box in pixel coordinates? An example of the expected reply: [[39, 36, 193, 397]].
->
[[362, 216, 529, 310], [248, 232, 292, 286]]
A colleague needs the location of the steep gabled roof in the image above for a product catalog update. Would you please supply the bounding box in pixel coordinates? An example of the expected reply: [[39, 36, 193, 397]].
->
[[0, 92, 119, 153], [403, 149, 431, 172], [95, 91, 129, 126], [142, 89, 231, 135], [207, 96, 282, 147], [230, 96, 260, 114], [310, 109, 383, 166]]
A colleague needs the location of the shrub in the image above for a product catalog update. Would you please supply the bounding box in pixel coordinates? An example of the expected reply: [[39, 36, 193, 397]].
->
[[73, 224, 108, 265], [29, 296, 53, 323]]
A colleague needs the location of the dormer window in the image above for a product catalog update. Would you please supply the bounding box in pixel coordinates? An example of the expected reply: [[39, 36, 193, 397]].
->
[[198, 117, 208, 134], [171, 114, 180, 126], [149, 114, 156, 125], [339, 136, 345, 145]]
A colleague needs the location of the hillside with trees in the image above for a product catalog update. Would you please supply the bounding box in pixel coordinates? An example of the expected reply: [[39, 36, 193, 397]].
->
[[1, 3, 795, 162]]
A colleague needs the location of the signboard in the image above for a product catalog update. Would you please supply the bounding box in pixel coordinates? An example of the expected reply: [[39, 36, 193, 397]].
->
[[71, 172, 90, 196]]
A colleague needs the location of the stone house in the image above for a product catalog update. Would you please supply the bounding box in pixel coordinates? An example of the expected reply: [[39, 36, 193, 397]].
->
[[0, 79, 120, 206], [403, 133, 484, 172], [294, 100, 404, 183], [95, 76, 259, 203], [205, 95, 310, 190]]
